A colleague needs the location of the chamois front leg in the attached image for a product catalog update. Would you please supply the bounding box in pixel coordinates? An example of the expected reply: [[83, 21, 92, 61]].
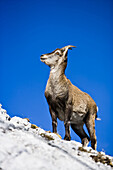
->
[[64, 104, 72, 141], [49, 106, 57, 133]]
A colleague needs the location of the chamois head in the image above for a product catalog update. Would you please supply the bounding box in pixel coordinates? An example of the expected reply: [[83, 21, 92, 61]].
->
[[40, 45, 76, 68]]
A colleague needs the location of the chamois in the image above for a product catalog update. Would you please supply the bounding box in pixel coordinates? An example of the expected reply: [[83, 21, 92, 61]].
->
[[40, 45, 98, 150]]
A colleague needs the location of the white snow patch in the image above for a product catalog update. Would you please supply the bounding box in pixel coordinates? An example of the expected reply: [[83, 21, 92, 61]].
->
[[0, 105, 113, 170]]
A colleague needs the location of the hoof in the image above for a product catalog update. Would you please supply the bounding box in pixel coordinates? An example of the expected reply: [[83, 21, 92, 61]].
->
[[91, 143, 97, 150], [91, 139, 97, 150], [82, 137, 90, 147], [64, 136, 71, 141]]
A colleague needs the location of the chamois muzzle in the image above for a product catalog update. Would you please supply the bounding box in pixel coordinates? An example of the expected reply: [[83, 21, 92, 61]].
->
[[40, 54, 47, 61]]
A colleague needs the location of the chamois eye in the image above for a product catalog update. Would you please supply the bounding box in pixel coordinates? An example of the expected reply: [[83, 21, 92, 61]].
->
[[56, 52, 60, 55]]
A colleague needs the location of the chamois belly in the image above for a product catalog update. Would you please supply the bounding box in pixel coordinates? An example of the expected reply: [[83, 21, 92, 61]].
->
[[56, 107, 65, 121], [45, 92, 87, 123], [70, 111, 86, 124], [70, 99, 88, 124]]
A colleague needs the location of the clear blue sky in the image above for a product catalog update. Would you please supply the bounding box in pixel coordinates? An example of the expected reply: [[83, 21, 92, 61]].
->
[[0, 0, 113, 155]]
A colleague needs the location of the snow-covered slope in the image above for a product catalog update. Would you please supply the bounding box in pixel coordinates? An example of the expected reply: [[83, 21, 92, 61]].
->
[[0, 105, 113, 170]]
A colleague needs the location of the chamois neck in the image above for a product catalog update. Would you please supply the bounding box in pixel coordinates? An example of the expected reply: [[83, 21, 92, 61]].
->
[[50, 64, 66, 80]]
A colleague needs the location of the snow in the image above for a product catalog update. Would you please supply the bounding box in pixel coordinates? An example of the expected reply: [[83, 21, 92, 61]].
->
[[0, 105, 113, 170]]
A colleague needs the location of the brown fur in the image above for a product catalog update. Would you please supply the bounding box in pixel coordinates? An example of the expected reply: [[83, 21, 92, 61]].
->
[[40, 45, 97, 150]]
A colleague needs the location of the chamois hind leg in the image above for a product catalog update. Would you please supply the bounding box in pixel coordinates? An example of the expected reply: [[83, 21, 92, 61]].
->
[[49, 106, 57, 133], [85, 110, 97, 150], [71, 124, 90, 147]]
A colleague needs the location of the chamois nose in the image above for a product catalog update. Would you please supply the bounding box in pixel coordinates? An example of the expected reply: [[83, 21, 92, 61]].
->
[[40, 54, 44, 59], [40, 54, 46, 61], [40, 54, 44, 57]]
